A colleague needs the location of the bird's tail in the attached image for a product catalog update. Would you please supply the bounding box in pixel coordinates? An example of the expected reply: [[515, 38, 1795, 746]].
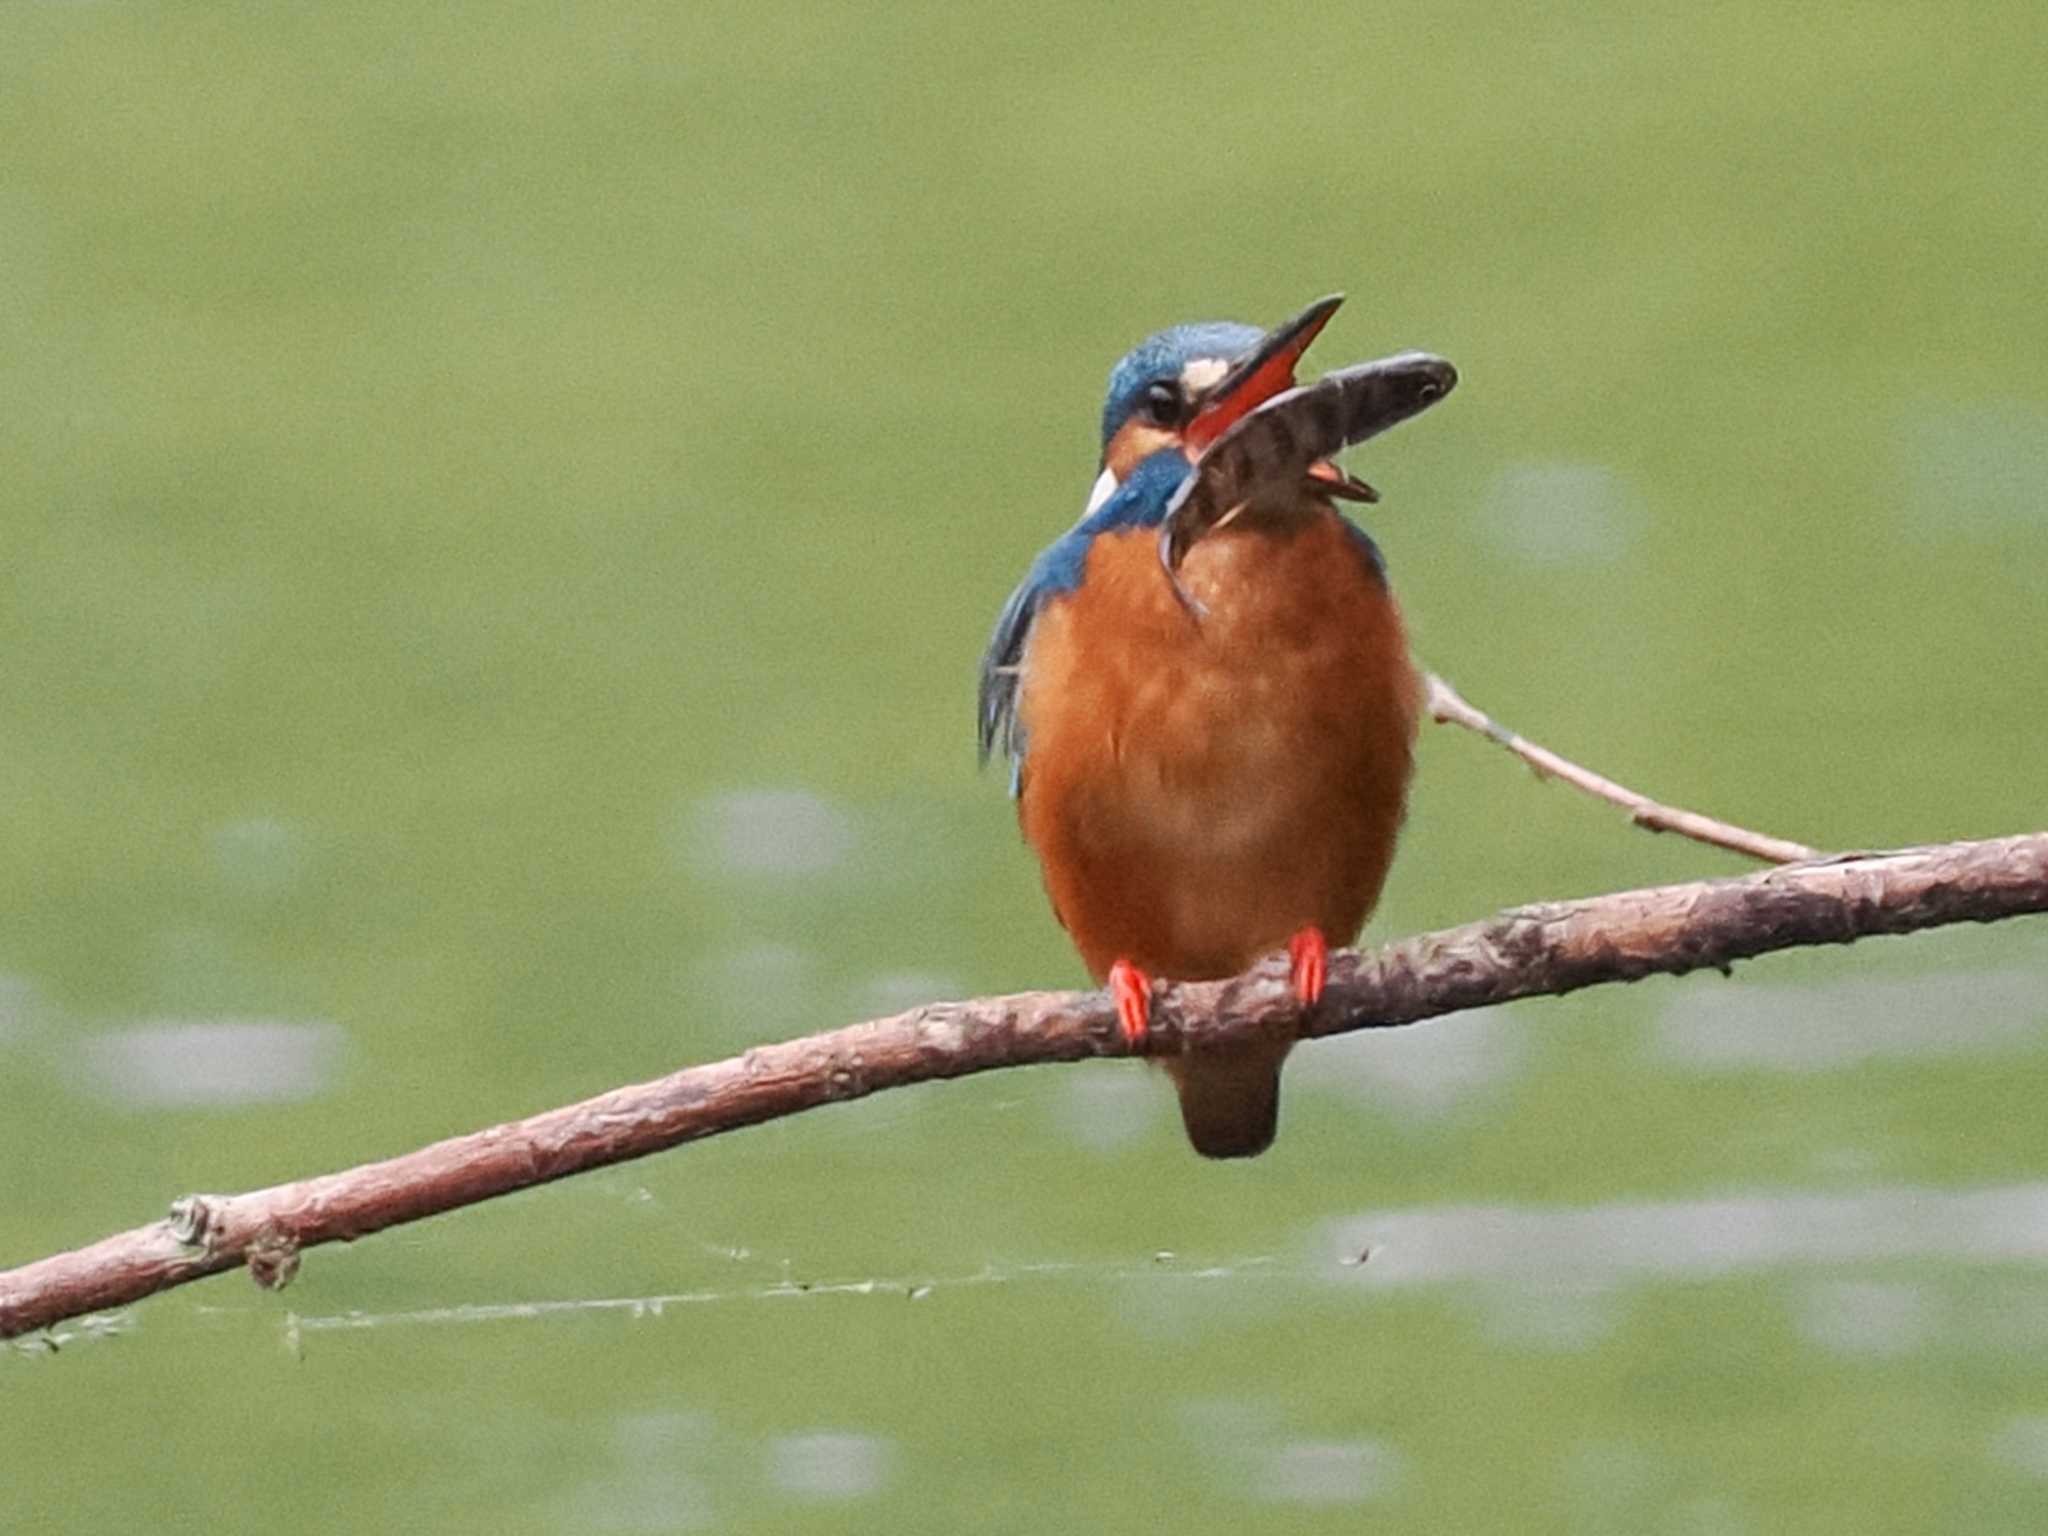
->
[[1165, 1042, 1289, 1159]]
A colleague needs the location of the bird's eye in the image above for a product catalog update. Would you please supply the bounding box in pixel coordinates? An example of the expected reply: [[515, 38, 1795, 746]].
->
[[1141, 380, 1182, 427]]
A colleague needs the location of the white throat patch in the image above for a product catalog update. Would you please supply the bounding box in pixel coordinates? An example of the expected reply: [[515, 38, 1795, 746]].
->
[[1082, 465, 1118, 517]]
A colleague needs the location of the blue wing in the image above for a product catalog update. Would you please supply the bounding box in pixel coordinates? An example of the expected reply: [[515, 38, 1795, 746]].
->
[[976, 452, 1189, 795], [976, 556, 1059, 779]]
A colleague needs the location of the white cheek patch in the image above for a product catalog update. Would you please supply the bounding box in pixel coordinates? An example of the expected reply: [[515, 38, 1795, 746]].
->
[[1082, 465, 1118, 518], [1181, 357, 1230, 393]]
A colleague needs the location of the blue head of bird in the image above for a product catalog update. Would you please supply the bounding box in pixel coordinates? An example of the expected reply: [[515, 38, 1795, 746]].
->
[[1086, 295, 1345, 508]]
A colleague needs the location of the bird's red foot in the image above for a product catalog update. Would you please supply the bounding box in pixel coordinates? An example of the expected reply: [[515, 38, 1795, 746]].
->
[[1288, 927, 1329, 1007], [1108, 958, 1153, 1048]]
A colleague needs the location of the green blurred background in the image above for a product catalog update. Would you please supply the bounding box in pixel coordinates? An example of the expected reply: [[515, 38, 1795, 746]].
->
[[5, 1, 2047, 1530]]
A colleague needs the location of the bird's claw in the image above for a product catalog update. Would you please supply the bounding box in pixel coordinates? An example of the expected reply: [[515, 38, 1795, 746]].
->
[[1288, 927, 1328, 1007], [1109, 958, 1153, 1048]]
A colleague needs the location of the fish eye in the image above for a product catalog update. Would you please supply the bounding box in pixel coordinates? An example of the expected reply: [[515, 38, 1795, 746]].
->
[[1141, 380, 1182, 427]]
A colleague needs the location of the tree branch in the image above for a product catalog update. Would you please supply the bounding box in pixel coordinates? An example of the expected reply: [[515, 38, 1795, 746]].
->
[[1424, 673, 1821, 864], [4, 832, 2044, 1342]]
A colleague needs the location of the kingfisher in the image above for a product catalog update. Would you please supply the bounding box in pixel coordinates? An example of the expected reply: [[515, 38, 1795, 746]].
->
[[978, 295, 1456, 1158]]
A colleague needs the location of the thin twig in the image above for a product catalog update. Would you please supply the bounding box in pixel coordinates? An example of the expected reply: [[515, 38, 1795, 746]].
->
[[5, 832, 2043, 1342], [1423, 672, 1819, 864]]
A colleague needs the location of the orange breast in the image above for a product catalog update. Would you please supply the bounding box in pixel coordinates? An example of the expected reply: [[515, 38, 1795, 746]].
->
[[1016, 505, 1419, 983]]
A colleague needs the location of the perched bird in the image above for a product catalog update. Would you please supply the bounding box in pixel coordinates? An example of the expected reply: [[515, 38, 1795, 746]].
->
[[978, 296, 1455, 1158]]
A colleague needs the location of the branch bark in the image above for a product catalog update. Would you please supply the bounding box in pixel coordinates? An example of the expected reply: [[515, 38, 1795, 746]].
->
[[4, 833, 2044, 1342]]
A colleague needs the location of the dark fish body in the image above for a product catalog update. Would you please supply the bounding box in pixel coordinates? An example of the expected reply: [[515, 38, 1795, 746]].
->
[[1160, 352, 1457, 572]]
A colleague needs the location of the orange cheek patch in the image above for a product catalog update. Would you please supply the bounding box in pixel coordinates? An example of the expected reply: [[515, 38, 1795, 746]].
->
[[1104, 420, 1180, 482]]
